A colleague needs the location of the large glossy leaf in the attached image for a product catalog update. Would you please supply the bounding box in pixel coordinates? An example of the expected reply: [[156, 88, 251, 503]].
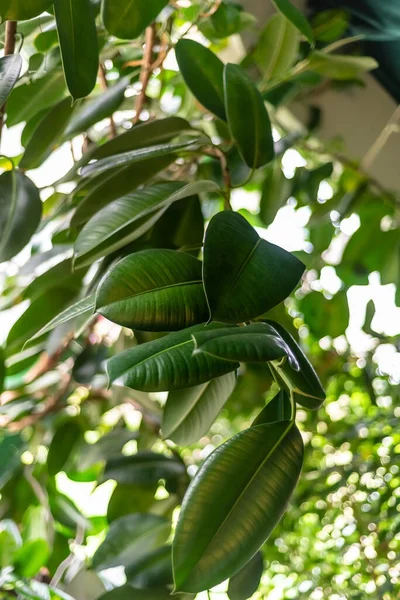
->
[[74, 181, 217, 267], [192, 323, 287, 362], [266, 320, 326, 409], [0, 171, 42, 263], [252, 389, 292, 425], [71, 155, 175, 226], [175, 39, 226, 121], [107, 323, 239, 392], [26, 295, 95, 345], [255, 14, 299, 80], [92, 513, 170, 570], [224, 64, 274, 169], [82, 139, 198, 178], [19, 97, 75, 170], [172, 420, 304, 592], [0, 0, 53, 20], [91, 117, 192, 160], [227, 552, 264, 600], [203, 212, 305, 323], [163, 371, 237, 446], [96, 249, 209, 330], [54, 0, 99, 99], [102, 0, 169, 40], [6, 71, 66, 127], [64, 76, 130, 138], [0, 55, 22, 109], [271, 0, 314, 43], [103, 451, 186, 485]]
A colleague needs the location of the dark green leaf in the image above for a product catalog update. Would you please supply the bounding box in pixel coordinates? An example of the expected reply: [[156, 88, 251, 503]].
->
[[107, 323, 239, 392], [173, 420, 303, 592], [96, 249, 209, 331], [271, 0, 314, 43], [107, 483, 157, 522], [125, 545, 172, 588], [175, 39, 226, 121], [228, 551, 264, 600], [259, 160, 292, 226], [20, 97, 75, 169], [54, 0, 99, 99], [47, 421, 82, 477], [0, 434, 24, 488], [203, 211, 305, 323], [299, 291, 349, 339], [0, 171, 42, 263], [102, 0, 169, 40], [251, 389, 292, 425], [0, 0, 53, 20], [224, 64, 274, 169], [163, 371, 237, 445], [0, 54, 22, 109], [103, 451, 186, 485], [92, 513, 170, 570]]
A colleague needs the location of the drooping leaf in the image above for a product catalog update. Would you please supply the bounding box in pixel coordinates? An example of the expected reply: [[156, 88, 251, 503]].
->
[[47, 421, 82, 476], [26, 295, 95, 345], [102, 0, 169, 40], [20, 97, 75, 170], [266, 320, 326, 409], [308, 51, 378, 80], [0, 54, 22, 109], [107, 323, 239, 392], [203, 211, 305, 323], [0, 0, 53, 20], [92, 513, 170, 570], [172, 420, 303, 592], [227, 551, 264, 600], [64, 76, 130, 138], [251, 389, 292, 425], [175, 39, 226, 121], [54, 0, 99, 99], [0, 171, 42, 263], [255, 14, 299, 81], [96, 249, 209, 330], [271, 0, 314, 43], [74, 181, 217, 267], [224, 64, 274, 169], [163, 371, 237, 445], [192, 323, 287, 362], [103, 452, 186, 485]]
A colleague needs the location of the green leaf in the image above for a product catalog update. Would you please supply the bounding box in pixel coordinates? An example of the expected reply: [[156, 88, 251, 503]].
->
[[19, 97, 75, 169], [0, 171, 42, 263], [163, 371, 237, 445], [0, 349, 4, 395], [54, 0, 99, 99], [71, 155, 175, 226], [0, 54, 22, 109], [74, 181, 216, 267], [102, 0, 169, 40], [103, 452, 186, 485], [96, 248, 209, 330], [271, 0, 314, 43], [26, 294, 95, 345], [82, 139, 198, 178], [47, 421, 82, 476], [64, 77, 130, 138], [266, 320, 326, 409], [259, 160, 292, 226], [92, 513, 170, 570], [0, 0, 53, 20], [224, 63, 274, 169], [192, 323, 287, 363], [299, 290, 349, 339], [308, 51, 378, 80], [98, 585, 193, 600], [107, 483, 157, 522], [107, 323, 239, 392], [22, 258, 83, 302], [251, 389, 292, 425], [125, 545, 172, 588], [203, 211, 305, 323], [172, 420, 303, 592], [227, 551, 264, 600], [6, 71, 66, 127], [175, 39, 226, 121], [91, 117, 192, 160], [255, 14, 299, 81]]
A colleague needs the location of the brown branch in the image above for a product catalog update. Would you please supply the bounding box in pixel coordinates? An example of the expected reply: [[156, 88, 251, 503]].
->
[[134, 24, 156, 124], [0, 21, 17, 148], [98, 63, 117, 138]]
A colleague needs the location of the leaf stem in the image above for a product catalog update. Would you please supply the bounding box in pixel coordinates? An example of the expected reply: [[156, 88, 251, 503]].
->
[[98, 63, 117, 138], [134, 24, 156, 124], [0, 20, 17, 150]]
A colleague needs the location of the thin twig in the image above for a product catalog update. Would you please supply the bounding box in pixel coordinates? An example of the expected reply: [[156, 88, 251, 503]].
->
[[361, 104, 400, 171], [98, 63, 117, 138], [24, 465, 55, 546], [134, 24, 156, 124], [0, 21, 17, 148], [50, 522, 85, 588], [200, 0, 222, 18]]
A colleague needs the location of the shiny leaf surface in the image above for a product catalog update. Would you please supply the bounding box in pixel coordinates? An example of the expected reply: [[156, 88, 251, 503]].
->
[[102, 0, 169, 40], [0, 54, 22, 109]]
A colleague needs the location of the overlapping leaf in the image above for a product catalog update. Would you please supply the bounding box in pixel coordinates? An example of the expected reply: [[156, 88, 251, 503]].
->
[[0, 55, 22, 109], [102, 0, 169, 40], [0, 0, 53, 20]]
